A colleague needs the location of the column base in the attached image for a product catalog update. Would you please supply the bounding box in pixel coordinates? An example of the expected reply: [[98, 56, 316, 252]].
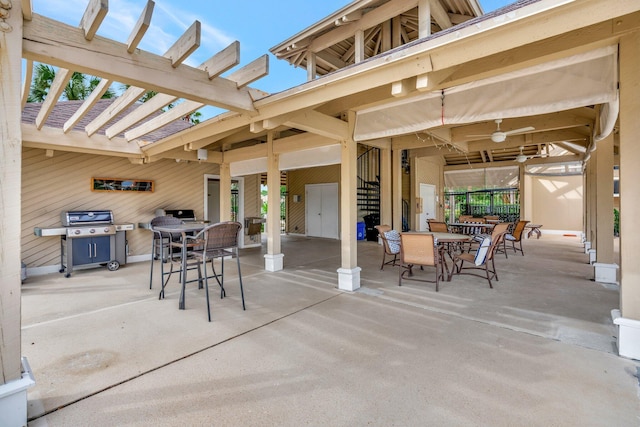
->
[[594, 262, 618, 284], [588, 248, 596, 264], [264, 253, 284, 272], [584, 241, 591, 253], [612, 309, 640, 360], [337, 267, 361, 291], [0, 357, 35, 427]]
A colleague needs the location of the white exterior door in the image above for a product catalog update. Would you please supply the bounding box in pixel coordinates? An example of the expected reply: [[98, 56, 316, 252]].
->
[[306, 183, 339, 239], [418, 183, 436, 231], [207, 179, 221, 224]]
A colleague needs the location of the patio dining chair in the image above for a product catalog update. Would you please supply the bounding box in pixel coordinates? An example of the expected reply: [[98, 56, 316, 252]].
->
[[449, 230, 507, 288], [461, 218, 487, 236], [375, 225, 401, 270], [465, 221, 510, 256], [186, 221, 246, 321], [504, 220, 530, 256], [398, 233, 444, 291], [427, 220, 449, 233], [149, 215, 183, 290]]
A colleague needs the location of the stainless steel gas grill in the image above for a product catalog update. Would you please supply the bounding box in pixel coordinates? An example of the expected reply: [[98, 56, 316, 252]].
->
[[34, 210, 135, 277], [158, 209, 197, 222]]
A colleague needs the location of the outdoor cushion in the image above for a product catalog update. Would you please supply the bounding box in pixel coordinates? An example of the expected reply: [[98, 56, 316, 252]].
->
[[474, 236, 491, 265], [384, 230, 401, 254], [505, 234, 516, 241]]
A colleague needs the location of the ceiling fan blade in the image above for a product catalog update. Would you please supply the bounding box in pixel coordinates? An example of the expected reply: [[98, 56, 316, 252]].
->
[[503, 126, 535, 136]]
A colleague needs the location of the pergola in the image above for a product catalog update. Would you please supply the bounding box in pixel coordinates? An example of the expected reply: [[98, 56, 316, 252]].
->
[[3, 0, 640, 423]]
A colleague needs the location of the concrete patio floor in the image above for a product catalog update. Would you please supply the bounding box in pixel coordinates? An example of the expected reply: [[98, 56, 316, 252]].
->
[[21, 234, 640, 426]]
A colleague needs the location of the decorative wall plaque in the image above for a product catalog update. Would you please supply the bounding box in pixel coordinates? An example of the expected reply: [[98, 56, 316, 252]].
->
[[92, 178, 154, 192]]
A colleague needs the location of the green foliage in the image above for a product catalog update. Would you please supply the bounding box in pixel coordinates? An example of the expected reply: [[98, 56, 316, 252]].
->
[[27, 63, 115, 102], [614, 208, 619, 236], [27, 64, 56, 102]]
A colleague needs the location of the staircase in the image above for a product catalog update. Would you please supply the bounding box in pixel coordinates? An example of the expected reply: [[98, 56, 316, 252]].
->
[[357, 147, 380, 235]]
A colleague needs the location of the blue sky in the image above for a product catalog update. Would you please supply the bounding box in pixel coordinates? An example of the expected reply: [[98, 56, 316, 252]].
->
[[32, 0, 513, 117]]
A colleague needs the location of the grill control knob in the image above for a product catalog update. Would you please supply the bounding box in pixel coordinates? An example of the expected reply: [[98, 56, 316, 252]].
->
[[74, 229, 81, 235], [90, 228, 96, 234]]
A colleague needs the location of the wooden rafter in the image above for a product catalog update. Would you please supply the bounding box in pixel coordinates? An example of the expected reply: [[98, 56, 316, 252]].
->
[[85, 19, 201, 137], [21, 59, 33, 108], [64, 1, 154, 133], [35, 68, 71, 129], [23, 14, 256, 112], [37, 0, 108, 130], [105, 41, 241, 139], [126, 0, 154, 53]]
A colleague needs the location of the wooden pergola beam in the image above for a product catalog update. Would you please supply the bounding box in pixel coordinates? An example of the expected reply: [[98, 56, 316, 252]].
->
[[23, 13, 256, 112]]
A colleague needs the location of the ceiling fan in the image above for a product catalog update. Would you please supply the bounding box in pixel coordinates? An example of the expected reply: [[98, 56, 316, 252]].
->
[[515, 146, 545, 163], [470, 119, 536, 143]]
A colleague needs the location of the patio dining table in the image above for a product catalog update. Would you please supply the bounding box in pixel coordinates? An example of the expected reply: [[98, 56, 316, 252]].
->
[[152, 222, 207, 310]]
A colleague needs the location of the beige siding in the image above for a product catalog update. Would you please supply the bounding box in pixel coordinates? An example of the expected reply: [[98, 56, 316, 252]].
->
[[286, 165, 340, 234], [415, 156, 443, 217], [243, 174, 261, 217], [406, 156, 443, 229], [22, 147, 221, 268]]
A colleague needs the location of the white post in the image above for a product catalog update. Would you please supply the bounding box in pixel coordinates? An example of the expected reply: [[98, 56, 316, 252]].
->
[[616, 30, 640, 359], [337, 111, 361, 290], [0, 2, 36, 425], [265, 131, 284, 271]]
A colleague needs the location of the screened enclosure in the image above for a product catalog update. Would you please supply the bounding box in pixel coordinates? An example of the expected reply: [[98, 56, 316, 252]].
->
[[444, 166, 520, 222]]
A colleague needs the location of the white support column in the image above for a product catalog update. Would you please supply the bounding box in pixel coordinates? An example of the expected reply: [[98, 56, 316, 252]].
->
[[306, 51, 316, 82], [392, 148, 403, 231], [381, 20, 391, 53], [615, 30, 640, 359], [582, 165, 587, 243], [583, 160, 593, 252], [0, 2, 35, 425], [265, 131, 284, 272], [589, 149, 598, 252], [354, 29, 365, 63], [594, 128, 617, 284], [337, 111, 361, 291], [418, 0, 431, 39], [518, 163, 526, 220], [392, 16, 402, 48], [219, 163, 232, 222], [409, 155, 417, 228], [380, 143, 392, 229]]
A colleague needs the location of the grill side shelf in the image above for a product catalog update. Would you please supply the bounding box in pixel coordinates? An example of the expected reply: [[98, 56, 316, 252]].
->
[[34, 227, 66, 237]]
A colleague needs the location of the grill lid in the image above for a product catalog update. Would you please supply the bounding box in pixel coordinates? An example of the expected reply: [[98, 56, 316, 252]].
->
[[61, 210, 114, 226], [163, 209, 196, 220]]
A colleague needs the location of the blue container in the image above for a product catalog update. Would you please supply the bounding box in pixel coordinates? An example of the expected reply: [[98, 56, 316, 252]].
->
[[357, 222, 365, 240]]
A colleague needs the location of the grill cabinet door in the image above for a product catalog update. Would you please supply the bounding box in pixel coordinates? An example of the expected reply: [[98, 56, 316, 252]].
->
[[71, 237, 92, 266], [71, 236, 111, 265], [92, 236, 111, 263]]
